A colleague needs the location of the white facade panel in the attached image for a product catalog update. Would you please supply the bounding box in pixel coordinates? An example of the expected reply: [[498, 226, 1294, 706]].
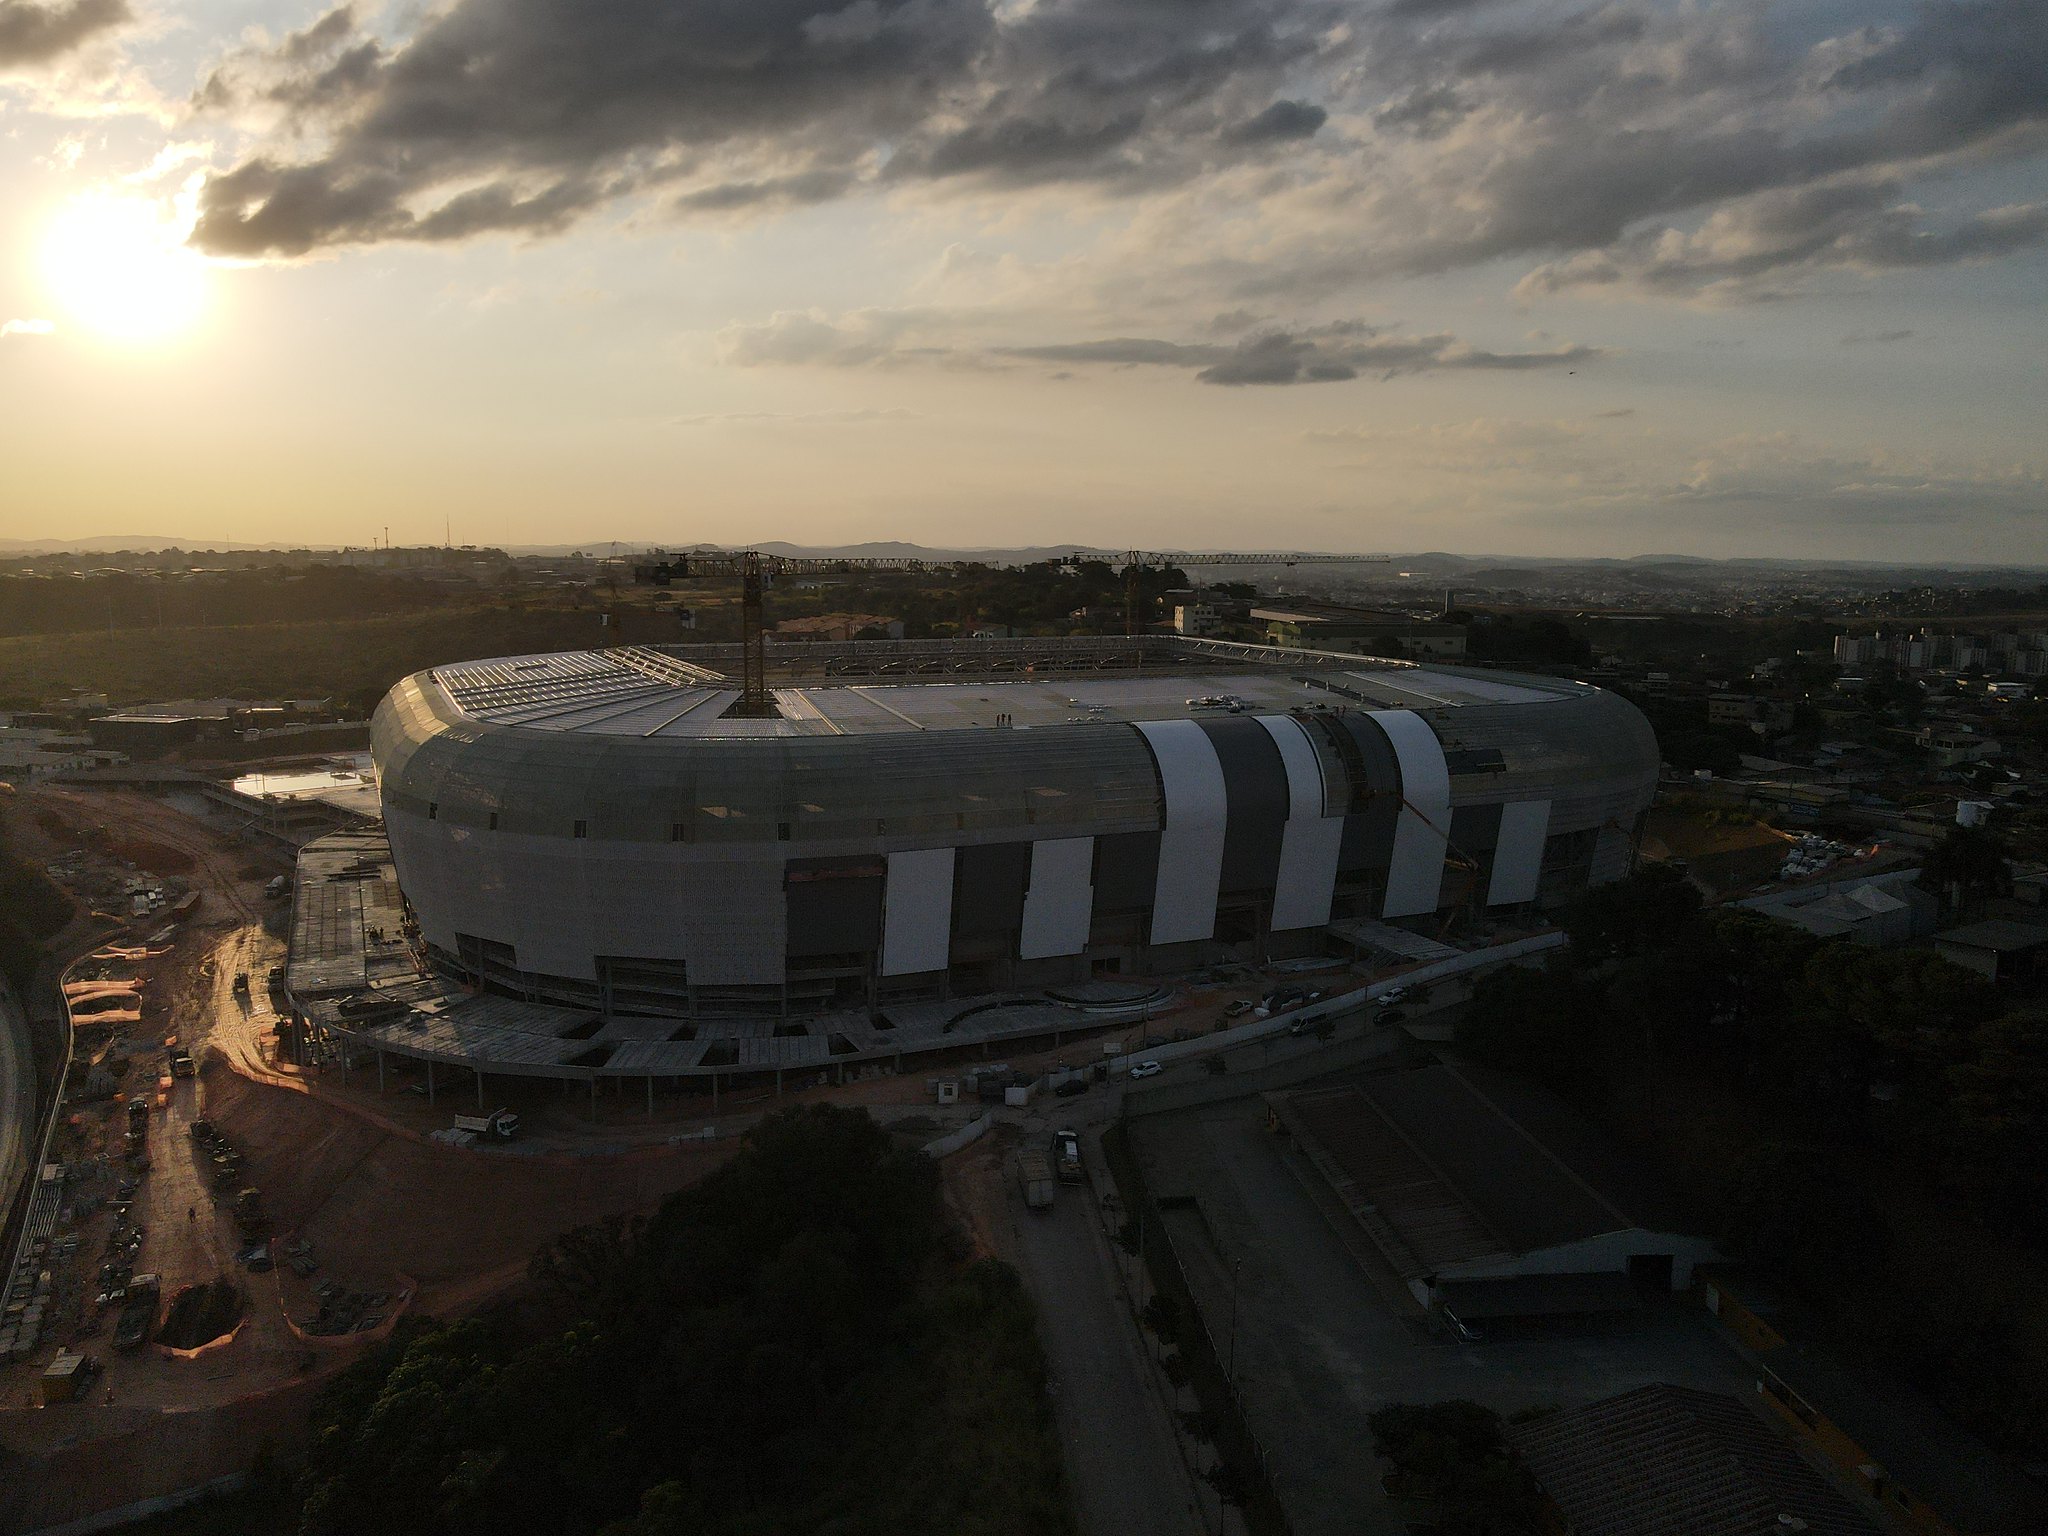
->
[[1135, 719, 1228, 945], [1486, 800, 1552, 907], [882, 846, 957, 976], [1370, 709, 1451, 918], [1255, 715, 1345, 931], [1019, 836, 1095, 959]]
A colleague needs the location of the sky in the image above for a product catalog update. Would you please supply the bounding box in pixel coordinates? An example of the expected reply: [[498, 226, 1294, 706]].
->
[[0, 0, 2043, 562]]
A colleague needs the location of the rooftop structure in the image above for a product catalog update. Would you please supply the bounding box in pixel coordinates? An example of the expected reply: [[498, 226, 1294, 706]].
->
[[1507, 1384, 1882, 1536], [1268, 1061, 1719, 1314], [370, 637, 1657, 1019]]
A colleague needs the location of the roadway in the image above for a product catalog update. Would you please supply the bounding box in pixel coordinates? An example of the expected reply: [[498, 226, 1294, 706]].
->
[[1001, 1156, 1215, 1536]]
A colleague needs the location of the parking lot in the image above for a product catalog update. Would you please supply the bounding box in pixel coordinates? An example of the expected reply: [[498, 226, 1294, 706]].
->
[[1127, 1095, 1756, 1536]]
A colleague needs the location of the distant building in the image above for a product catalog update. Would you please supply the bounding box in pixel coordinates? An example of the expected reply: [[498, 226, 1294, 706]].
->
[[1253, 602, 1467, 658], [773, 612, 904, 641], [1932, 919, 2048, 983], [1835, 629, 2048, 678], [1509, 1384, 1883, 1536], [1171, 601, 1233, 638], [1736, 868, 1937, 946]]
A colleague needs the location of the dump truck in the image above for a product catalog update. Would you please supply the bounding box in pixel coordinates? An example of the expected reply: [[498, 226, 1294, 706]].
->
[[453, 1108, 520, 1141], [1018, 1152, 1057, 1210], [113, 1275, 160, 1352]]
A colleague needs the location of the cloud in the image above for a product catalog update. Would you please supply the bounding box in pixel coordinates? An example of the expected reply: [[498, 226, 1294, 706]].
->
[[189, 0, 1348, 256], [2, 317, 57, 336], [1842, 328, 1915, 346], [1222, 99, 1327, 145], [1514, 179, 2048, 303], [673, 407, 920, 425], [720, 311, 1598, 384], [0, 0, 127, 69]]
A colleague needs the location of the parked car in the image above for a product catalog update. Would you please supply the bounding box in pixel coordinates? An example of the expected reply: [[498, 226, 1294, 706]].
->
[[1128, 1060, 1163, 1080], [1054, 1078, 1088, 1098], [1223, 1000, 1255, 1018]]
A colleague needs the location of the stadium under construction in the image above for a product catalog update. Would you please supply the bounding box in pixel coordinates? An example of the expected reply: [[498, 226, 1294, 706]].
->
[[282, 636, 1659, 1092]]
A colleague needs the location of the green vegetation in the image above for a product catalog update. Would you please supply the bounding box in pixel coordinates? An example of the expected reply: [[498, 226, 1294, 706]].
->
[[0, 607, 627, 714], [287, 1104, 1068, 1536], [1367, 1401, 1544, 1535], [0, 814, 73, 992], [1458, 868, 2048, 1454]]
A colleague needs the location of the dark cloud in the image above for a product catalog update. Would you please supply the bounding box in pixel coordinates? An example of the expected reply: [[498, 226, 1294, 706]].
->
[[1223, 99, 1327, 144], [182, 0, 2048, 343], [192, 0, 1345, 255], [0, 0, 127, 67], [993, 320, 1595, 383]]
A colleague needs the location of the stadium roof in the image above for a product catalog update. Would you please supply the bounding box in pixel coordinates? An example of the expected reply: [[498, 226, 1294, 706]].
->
[[424, 638, 1587, 738]]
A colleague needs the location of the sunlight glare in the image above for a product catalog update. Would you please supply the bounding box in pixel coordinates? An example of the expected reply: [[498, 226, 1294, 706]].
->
[[42, 191, 208, 343]]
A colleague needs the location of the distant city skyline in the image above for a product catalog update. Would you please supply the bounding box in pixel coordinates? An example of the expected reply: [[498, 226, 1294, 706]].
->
[[2, 0, 2043, 561]]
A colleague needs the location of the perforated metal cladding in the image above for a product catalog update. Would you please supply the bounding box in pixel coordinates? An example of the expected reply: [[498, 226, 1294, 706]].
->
[[376, 676, 1164, 847], [1423, 690, 1658, 833]]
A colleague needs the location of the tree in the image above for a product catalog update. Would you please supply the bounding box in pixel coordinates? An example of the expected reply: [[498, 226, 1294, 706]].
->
[[1566, 863, 1703, 967], [1457, 965, 1601, 1093], [1919, 823, 2012, 915], [1715, 1142, 1892, 1303]]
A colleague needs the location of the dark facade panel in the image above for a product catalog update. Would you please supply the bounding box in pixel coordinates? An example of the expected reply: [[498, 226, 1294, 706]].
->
[[1449, 803, 1504, 854], [1329, 714, 1405, 874], [953, 841, 1033, 938], [786, 856, 885, 957], [1092, 830, 1162, 913], [1198, 717, 1290, 895]]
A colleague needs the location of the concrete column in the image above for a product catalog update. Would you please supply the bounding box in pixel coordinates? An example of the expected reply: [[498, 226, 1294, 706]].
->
[[646, 1077, 653, 1117], [589, 1076, 598, 1119], [377, 1051, 385, 1094], [712, 1073, 719, 1116], [476, 1070, 485, 1109], [426, 1060, 435, 1104]]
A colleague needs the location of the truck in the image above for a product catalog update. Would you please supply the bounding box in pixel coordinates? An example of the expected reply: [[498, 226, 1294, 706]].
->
[[1018, 1152, 1057, 1210], [453, 1108, 520, 1141], [168, 1048, 195, 1078], [113, 1274, 160, 1352], [1051, 1129, 1083, 1185]]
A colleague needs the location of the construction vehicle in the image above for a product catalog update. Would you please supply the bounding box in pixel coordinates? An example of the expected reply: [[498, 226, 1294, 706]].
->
[[452, 1108, 520, 1141], [1018, 1152, 1057, 1210], [113, 1274, 160, 1352], [1051, 1129, 1083, 1185]]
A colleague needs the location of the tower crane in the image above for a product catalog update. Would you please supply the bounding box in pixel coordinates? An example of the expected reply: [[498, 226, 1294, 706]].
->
[[633, 545, 1398, 716], [1078, 550, 1394, 635], [632, 549, 956, 716]]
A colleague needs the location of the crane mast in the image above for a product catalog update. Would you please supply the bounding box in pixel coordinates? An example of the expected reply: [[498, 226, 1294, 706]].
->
[[634, 545, 1396, 711]]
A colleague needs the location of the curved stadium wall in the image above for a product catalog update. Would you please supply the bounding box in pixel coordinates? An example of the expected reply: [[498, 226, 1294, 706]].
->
[[370, 649, 1659, 1018]]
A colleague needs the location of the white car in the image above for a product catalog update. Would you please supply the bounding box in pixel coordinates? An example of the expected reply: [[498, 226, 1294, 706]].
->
[[1128, 1060, 1163, 1080]]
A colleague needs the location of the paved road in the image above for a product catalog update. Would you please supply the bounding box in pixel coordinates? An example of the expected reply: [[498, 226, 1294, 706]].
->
[[1005, 1165, 1210, 1536], [1132, 1101, 1756, 1536]]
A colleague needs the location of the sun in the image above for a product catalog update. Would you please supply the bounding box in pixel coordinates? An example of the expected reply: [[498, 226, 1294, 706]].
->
[[42, 191, 209, 343]]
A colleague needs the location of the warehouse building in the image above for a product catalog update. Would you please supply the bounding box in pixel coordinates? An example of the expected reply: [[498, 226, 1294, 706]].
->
[[369, 637, 1657, 1018], [1268, 1061, 1720, 1319]]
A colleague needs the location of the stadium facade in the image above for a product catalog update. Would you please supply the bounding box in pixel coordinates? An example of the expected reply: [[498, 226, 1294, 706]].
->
[[369, 638, 1658, 1018]]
